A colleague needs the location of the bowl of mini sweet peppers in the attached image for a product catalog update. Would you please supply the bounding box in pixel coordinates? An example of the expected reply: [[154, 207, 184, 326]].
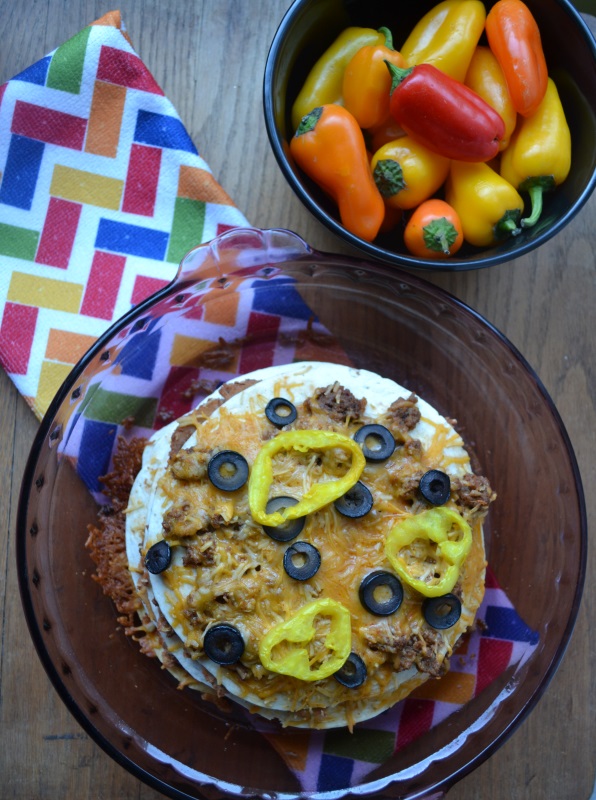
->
[[264, 0, 596, 270]]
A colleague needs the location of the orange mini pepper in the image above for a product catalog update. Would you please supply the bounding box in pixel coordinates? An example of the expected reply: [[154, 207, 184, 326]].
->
[[290, 105, 385, 242], [485, 0, 548, 117], [291, 27, 384, 132], [465, 46, 517, 151], [342, 27, 406, 130], [404, 199, 464, 259]]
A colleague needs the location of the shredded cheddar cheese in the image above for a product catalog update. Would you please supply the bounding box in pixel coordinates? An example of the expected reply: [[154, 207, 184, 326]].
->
[[121, 363, 494, 729]]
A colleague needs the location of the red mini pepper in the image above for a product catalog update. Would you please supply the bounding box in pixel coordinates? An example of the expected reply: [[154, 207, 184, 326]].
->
[[386, 62, 506, 163]]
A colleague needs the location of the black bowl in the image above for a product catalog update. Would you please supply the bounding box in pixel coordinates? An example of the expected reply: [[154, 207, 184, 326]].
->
[[264, 0, 596, 270]]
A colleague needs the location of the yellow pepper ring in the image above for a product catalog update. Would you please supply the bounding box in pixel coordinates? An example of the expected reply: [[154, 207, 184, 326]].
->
[[385, 507, 472, 598], [258, 598, 351, 682], [248, 429, 365, 527]]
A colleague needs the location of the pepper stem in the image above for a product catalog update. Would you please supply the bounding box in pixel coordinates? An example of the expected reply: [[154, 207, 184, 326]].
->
[[378, 26, 394, 49], [373, 159, 406, 198], [494, 209, 522, 240], [423, 217, 459, 255], [385, 61, 414, 94], [295, 106, 323, 137], [520, 185, 544, 228], [518, 175, 555, 228]]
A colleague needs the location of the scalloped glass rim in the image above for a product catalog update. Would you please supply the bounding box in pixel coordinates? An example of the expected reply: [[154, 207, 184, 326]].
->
[[17, 228, 587, 800]]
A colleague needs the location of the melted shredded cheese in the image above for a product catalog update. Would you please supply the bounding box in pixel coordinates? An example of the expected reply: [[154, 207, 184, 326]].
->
[[146, 381, 488, 721]]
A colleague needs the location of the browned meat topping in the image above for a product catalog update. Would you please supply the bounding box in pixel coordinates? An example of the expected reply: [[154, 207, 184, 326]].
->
[[393, 469, 426, 502], [385, 394, 421, 435], [315, 382, 366, 423], [403, 438, 423, 459], [182, 538, 216, 567], [162, 500, 210, 538], [170, 446, 210, 480], [452, 473, 496, 514], [364, 626, 448, 677]]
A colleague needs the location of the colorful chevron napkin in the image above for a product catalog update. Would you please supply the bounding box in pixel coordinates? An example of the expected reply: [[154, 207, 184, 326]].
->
[[0, 10, 249, 419]]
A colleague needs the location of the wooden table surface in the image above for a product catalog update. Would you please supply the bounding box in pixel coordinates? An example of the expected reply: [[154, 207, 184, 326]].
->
[[1, 2, 595, 798]]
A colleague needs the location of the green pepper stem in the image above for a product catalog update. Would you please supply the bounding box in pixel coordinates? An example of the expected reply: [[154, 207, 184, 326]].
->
[[373, 159, 406, 197], [521, 184, 544, 228], [500, 218, 522, 235], [385, 61, 414, 94], [519, 175, 555, 228], [423, 217, 459, 255], [494, 209, 522, 240], [378, 26, 394, 50], [295, 106, 323, 137]]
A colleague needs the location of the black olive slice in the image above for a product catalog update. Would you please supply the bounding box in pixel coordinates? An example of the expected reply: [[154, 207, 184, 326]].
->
[[145, 540, 171, 574], [334, 481, 373, 518], [263, 496, 305, 542], [203, 623, 245, 665], [353, 424, 395, 462], [422, 593, 462, 629], [359, 570, 403, 616], [334, 652, 367, 688], [265, 397, 298, 428], [283, 541, 321, 581], [207, 450, 249, 492], [419, 469, 451, 506]]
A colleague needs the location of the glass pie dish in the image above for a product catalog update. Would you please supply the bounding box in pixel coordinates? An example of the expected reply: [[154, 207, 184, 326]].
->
[[17, 228, 586, 799]]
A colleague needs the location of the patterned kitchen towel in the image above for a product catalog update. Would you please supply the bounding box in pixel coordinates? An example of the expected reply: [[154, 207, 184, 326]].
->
[[0, 10, 249, 419]]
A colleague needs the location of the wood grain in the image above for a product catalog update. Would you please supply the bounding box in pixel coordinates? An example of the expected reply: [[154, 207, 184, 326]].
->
[[0, 2, 594, 798]]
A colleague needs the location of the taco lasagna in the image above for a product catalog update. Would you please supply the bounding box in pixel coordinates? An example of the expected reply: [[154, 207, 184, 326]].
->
[[88, 361, 495, 730]]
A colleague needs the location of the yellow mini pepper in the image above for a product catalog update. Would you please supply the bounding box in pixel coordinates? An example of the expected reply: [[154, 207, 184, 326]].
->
[[371, 136, 450, 211], [248, 429, 365, 527], [465, 46, 517, 151], [500, 78, 572, 229], [259, 598, 351, 681], [385, 507, 472, 597], [400, 0, 486, 83], [445, 161, 525, 247], [291, 27, 385, 132]]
